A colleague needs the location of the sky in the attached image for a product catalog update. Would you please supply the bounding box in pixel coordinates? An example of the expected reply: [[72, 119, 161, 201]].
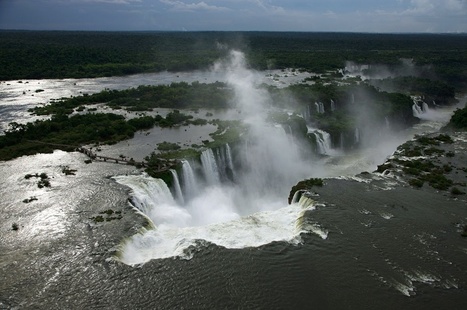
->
[[0, 0, 466, 33]]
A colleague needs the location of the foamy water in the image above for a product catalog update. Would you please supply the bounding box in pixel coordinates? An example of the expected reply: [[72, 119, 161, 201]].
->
[[114, 173, 320, 265]]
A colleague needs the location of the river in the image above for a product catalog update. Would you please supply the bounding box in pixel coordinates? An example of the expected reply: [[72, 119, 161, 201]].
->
[[1, 54, 466, 309]]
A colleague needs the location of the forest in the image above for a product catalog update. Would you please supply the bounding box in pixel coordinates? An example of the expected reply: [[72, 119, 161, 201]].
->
[[1, 31, 466, 90], [1, 31, 466, 161]]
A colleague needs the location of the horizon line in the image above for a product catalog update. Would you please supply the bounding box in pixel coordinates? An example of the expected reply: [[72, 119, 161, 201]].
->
[[1, 29, 466, 35]]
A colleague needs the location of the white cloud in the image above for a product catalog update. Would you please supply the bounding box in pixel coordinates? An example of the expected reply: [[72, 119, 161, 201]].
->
[[160, 0, 230, 11], [404, 0, 466, 14], [252, 0, 284, 12]]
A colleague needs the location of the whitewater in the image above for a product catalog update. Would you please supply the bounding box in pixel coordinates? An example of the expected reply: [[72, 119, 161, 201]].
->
[[114, 51, 323, 264], [112, 51, 462, 265]]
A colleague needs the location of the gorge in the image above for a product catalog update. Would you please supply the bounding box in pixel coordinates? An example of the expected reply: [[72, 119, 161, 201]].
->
[[1, 34, 467, 309]]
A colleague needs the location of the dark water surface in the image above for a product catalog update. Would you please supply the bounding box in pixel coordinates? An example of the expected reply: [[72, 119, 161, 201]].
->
[[1, 67, 466, 309], [1, 150, 466, 309]]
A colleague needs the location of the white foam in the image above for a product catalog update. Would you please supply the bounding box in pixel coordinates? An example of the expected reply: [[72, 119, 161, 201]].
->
[[118, 192, 319, 265]]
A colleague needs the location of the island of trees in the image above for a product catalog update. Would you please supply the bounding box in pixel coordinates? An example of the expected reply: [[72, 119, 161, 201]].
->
[[0, 31, 466, 173]]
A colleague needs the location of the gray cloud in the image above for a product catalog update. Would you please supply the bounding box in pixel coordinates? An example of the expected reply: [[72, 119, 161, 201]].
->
[[160, 0, 230, 11]]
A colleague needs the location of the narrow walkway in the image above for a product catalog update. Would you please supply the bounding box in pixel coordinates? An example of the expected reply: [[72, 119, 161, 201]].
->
[[76, 147, 147, 167], [26, 140, 146, 167], [27, 140, 181, 173]]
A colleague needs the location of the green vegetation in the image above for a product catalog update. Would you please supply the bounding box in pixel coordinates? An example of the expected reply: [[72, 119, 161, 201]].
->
[[451, 187, 466, 195], [29, 82, 232, 116], [445, 106, 467, 131], [1, 31, 466, 91], [0, 113, 160, 161], [396, 134, 454, 157], [25, 172, 51, 188], [205, 120, 247, 149], [416, 134, 453, 145], [157, 148, 201, 160], [371, 77, 456, 104], [90, 209, 123, 223], [157, 141, 181, 151], [61, 166, 77, 175], [462, 225, 467, 237], [376, 163, 393, 173], [394, 158, 453, 190], [23, 196, 38, 203]]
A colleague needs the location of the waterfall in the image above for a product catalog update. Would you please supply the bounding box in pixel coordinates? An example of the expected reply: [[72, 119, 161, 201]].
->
[[351, 93, 355, 104], [303, 105, 312, 121], [181, 160, 198, 199], [315, 101, 325, 114], [170, 169, 184, 205], [412, 102, 423, 118], [330, 99, 336, 112], [215, 148, 226, 180], [225, 143, 236, 179], [309, 127, 333, 155], [116, 50, 326, 264], [422, 101, 429, 112], [201, 148, 221, 185], [412, 98, 439, 120], [354, 128, 360, 144], [340, 132, 344, 150], [113, 174, 191, 228], [385, 117, 390, 129]]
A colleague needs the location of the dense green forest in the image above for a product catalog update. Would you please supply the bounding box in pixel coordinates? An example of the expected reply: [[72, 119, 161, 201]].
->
[[0, 110, 207, 161], [1, 31, 466, 161], [1, 31, 466, 90], [30, 81, 233, 115]]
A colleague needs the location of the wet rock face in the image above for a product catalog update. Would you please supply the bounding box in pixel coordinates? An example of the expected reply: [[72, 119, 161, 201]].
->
[[288, 178, 323, 204]]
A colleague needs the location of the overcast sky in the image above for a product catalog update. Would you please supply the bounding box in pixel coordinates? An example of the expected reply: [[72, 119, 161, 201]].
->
[[0, 0, 466, 32]]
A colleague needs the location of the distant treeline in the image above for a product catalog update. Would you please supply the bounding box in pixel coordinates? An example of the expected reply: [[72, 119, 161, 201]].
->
[[1, 31, 466, 90]]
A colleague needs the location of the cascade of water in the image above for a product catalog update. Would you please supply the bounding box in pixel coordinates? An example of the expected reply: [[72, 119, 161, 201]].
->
[[303, 105, 312, 121], [117, 50, 322, 264], [422, 102, 429, 112], [314, 102, 325, 114], [225, 143, 236, 179], [354, 128, 360, 144], [351, 93, 355, 104], [412, 102, 423, 117], [330, 99, 336, 112], [215, 148, 226, 180], [309, 127, 333, 155], [340, 132, 345, 149], [201, 148, 221, 185], [170, 169, 184, 205], [181, 160, 198, 200], [113, 174, 190, 228]]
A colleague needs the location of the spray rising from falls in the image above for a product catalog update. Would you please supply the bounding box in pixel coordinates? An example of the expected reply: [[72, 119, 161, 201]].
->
[[116, 50, 322, 264], [412, 98, 443, 121], [115, 173, 324, 264]]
